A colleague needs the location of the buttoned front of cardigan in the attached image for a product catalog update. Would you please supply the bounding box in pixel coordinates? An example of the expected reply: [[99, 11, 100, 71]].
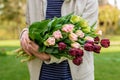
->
[[25, 0, 98, 80]]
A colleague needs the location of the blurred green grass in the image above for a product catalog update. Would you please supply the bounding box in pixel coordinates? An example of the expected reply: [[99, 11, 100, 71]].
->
[[94, 46, 120, 80], [0, 40, 20, 47], [0, 55, 29, 80], [0, 38, 120, 80]]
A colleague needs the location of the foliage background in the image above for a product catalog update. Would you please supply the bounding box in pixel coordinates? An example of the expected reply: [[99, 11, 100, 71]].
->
[[0, 0, 26, 39]]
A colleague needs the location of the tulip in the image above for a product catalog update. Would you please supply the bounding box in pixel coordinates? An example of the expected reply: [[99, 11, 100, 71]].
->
[[84, 43, 94, 51], [58, 42, 67, 50], [72, 57, 83, 66], [62, 24, 74, 32], [44, 37, 55, 46], [94, 36, 100, 44], [70, 15, 81, 23], [71, 42, 81, 48], [69, 32, 78, 42], [75, 30, 85, 38], [100, 39, 110, 48], [93, 44, 101, 53], [53, 30, 63, 40]]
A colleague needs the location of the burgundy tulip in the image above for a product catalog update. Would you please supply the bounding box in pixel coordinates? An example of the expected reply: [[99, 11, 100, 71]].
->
[[58, 42, 67, 50], [93, 44, 101, 53], [84, 43, 94, 51], [94, 36, 100, 44], [100, 39, 110, 48], [76, 48, 84, 57], [85, 40, 94, 45], [69, 48, 77, 56], [72, 57, 83, 66]]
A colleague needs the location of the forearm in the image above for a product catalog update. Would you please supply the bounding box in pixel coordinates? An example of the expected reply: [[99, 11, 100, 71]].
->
[[19, 28, 28, 39]]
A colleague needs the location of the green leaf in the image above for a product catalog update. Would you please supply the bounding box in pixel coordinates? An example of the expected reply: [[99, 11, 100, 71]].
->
[[45, 47, 54, 54], [86, 32, 97, 38], [29, 19, 50, 38], [64, 39, 72, 44], [77, 39, 86, 45], [90, 21, 97, 29], [29, 20, 50, 32], [29, 29, 40, 41], [28, 20, 50, 45], [47, 18, 59, 32], [52, 24, 62, 31]]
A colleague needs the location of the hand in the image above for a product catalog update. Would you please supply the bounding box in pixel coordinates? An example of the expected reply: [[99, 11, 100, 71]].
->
[[20, 30, 51, 61]]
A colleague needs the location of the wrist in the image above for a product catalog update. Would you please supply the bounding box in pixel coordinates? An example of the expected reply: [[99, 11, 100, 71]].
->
[[20, 28, 28, 39], [45, 57, 51, 62]]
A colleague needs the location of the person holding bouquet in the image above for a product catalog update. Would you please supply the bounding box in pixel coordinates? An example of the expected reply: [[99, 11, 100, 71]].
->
[[20, 0, 98, 80]]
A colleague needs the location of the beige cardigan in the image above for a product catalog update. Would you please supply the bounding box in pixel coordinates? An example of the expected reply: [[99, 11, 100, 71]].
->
[[24, 0, 98, 80]]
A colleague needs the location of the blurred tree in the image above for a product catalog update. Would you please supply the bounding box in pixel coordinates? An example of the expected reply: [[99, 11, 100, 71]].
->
[[0, 0, 26, 39], [99, 4, 120, 34], [98, 0, 108, 6]]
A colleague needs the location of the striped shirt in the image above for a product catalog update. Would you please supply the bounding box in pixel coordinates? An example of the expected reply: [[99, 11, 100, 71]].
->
[[39, 0, 72, 80], [46, 0, 63, 19]]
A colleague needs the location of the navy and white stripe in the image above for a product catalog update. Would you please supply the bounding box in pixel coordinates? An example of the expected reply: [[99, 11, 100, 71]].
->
[[46, 0, 64, 19], [39, 0, 72, 80], [40, 60, 72, 80]]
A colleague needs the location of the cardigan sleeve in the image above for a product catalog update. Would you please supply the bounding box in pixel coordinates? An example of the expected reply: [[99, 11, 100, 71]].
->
[[82, 0, 98, 29], [26, 0, 30, 25]]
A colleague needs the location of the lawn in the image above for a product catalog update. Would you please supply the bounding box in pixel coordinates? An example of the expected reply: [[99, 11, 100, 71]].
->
[[0, 40, 29, 80], [0, 38, 120, 80]]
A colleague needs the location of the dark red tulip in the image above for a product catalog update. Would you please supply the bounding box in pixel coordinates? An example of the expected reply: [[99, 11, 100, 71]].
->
[[58, 42, 67, 50], [84, 43, 94, 51], [93, 44, 101, 53], [100, 39, 110, 48]]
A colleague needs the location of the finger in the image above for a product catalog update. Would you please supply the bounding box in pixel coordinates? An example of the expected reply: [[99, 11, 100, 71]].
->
[[20, 30, 32, 56], [30, 41, 39, 51], [21, 38, 32, 56], [24, 35, 31, 44], [22, 31, 39, 51], [27, 44, 44, 57], [28, 44, 50, 61], [27, 44, 39, 54]]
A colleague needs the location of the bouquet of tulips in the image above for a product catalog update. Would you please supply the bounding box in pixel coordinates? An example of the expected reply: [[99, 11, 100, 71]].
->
[[16, 14, 110, 66]]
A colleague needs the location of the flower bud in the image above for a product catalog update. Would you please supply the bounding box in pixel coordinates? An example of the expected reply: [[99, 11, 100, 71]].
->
[[79, 20, 89, 28], [58, 42, 67, 50], [82, 27, 91, 33], [45, 37, 55, 46], [76, 48, 84, 57], [69, 32, 78, 42], [72, 57, 83, 66], [75, 30, 84, 38], [85, 40, 94, 45], [93, 44, 101, 53], [85, 36, 94, 42], [53, 30, 63, 40], [100, 39, 110, 48], [71, 42, 81, 48], [62, 24, 74, 33], [94, 36, 100, 44], [84, 43, 94, 51], [69, 48, 77, 56], [70, 15, 81, 23]]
